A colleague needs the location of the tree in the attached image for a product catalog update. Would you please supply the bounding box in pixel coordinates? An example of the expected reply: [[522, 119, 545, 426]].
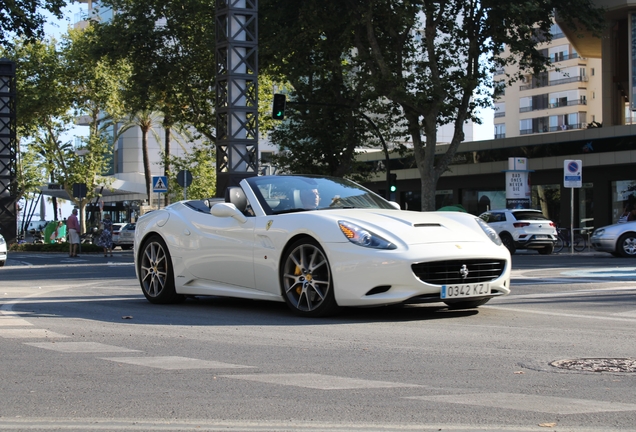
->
[[261, 0, 604, 210], [0, 0, 66, 45], [165, 144, 217, 202], [260, 1, 407, 179]]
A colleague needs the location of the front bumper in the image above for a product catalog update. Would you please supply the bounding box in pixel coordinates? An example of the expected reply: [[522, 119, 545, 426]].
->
[[325, 241, 511, 307], [591, 236, 616, 253]]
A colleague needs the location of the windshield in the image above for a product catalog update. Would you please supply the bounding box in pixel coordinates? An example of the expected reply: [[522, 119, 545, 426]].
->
[[245, 175, 396, 215]]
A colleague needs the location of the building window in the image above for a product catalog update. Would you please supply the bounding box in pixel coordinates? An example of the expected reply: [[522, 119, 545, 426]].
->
[[494, 123, 506, 139], [591, 68, 595, 76]]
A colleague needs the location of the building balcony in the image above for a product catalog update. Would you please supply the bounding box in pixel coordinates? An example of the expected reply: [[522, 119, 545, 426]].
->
[[519, 99, 587, 113], [494, 111, 505, 118], [519, 122, 587, 135], [520, 75, 588, 91]]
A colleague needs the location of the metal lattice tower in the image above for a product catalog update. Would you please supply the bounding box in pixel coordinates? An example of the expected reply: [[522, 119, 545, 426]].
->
[[0, 59, 17, 244], [215, 0, 258, 196]]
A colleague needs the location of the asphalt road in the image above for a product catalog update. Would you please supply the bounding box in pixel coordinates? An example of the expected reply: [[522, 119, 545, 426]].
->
[[0, 250, 635, 432]]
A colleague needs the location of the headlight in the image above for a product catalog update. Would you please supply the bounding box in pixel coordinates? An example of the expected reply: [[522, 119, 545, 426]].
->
[[338, 221, 396, 250], [0, 236, 5, 245], [476, 218, 502, 246], [592, 229, 604, 237]]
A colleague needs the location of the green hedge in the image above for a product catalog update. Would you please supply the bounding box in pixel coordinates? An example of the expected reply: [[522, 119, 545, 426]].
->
[[9, 242, 104, 253]]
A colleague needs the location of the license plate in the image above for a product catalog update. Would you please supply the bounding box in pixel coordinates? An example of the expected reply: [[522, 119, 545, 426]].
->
[[535, 235, 548, 239], [441, 283, 490, 299]]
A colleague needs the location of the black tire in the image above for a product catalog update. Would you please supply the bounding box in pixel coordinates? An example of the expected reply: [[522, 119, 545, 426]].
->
[[500, 233, 516, 254], [280, 238, 338, 317], [444, 298, 490, 309], [138, 235, 185, 304], [573, 233, 586, 252], [0, 260, 4, 267], [538, 244, 554, 255], [617, 233, 636, 258]]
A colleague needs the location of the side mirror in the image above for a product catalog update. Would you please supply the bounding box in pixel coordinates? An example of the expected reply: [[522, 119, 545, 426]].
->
[[389, 201, 401, 210], [210, 203, 247, 223]]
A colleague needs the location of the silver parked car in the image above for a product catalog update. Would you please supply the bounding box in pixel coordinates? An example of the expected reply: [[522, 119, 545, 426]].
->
[[0, 231, 7, 267], [590, 222, 636, 257], [116, 223, 136, 250]]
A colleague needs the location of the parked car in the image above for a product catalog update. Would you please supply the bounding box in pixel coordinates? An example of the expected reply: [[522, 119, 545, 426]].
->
[[117, 223, 136, 250], [590, 221, 636, 257], [111, 223, 126, 248], [134, 174, 511, 317], [0, 231, 7, 267], [479, 209, 557, 255]]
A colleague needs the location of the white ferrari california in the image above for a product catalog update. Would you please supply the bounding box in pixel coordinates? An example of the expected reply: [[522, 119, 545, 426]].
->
[[134, 175, 511, 317]]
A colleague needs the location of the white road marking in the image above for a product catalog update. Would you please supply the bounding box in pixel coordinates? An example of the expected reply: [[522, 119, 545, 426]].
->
[[221, 373, 421, 390], [0, 417, 573, 431], [407, 392, 636, 414], [102, 356, 254, 370], [0, 317, 33, 326], [484, 305, 636, 322], [25, 342, 141, 353], [0, 328, 69, 338]]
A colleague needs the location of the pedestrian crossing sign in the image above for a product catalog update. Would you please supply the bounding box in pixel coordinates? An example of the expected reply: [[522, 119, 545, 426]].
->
[[152, 176, 168, 192]]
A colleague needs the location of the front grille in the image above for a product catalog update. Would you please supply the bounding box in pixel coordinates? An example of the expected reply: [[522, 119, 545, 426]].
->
[[412, 259, 506, 285]]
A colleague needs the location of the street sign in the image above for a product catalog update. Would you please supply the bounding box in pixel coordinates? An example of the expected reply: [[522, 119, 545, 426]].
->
[[176, 170, 193, 187], [152, 176, 168, 193], [72, 183, 87, 198], [563, 160, 582, 188]]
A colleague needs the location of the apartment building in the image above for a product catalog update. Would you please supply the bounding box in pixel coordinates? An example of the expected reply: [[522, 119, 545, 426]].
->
[[493, 23, 603, 140]]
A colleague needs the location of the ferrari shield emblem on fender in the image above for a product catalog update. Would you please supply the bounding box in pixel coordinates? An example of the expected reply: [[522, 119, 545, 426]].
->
[[266, 220, 273, 230]]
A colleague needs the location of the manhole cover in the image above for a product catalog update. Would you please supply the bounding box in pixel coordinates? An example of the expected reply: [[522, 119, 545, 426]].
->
[[551, 358, 636, 373]]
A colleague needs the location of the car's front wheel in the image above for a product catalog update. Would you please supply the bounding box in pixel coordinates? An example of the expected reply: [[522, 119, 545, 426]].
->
[[139, 235, 184, 304], [280, 238, 338, 317], [500, 233, 516, 254], [617, 233, 636, 257]]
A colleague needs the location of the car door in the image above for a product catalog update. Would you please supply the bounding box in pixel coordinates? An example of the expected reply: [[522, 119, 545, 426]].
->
[[183, 206, 257, 290]]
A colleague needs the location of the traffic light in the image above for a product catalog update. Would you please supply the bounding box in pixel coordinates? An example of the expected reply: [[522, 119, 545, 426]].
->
[[272, 94, 286, 120], [389, 173, 397, 192]]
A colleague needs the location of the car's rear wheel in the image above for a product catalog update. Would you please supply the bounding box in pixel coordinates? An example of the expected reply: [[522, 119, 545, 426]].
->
[[500, 233, 516, 254], [538, 244, 554, 255], [280, 238, 338, 317], [139, 235, 184, 304], [617, 233, 636, 257], [444, 298, 490, 309]]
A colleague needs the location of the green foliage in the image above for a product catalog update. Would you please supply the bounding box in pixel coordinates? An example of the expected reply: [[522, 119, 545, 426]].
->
[[165, 144, 217, 201], [260, 1, 408, 179], [9, 242, 102, 253], [0, 0, 66, 45], [94, 0, 218, 143]]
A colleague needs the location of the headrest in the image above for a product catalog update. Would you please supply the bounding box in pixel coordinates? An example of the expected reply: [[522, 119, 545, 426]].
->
[[225, 187, 247, 213]]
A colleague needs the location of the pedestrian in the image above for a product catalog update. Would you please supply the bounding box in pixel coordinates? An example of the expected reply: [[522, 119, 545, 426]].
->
[[97, 213, 113, 257], [67, 208, 80, 257]]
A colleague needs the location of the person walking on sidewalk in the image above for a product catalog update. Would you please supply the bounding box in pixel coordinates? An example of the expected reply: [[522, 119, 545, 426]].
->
[[97, 213, 114, 257], [67, 208, 80, 257]]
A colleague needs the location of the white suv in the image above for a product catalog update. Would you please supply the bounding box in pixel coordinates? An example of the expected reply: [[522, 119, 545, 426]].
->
[[479, 209, 558, 255], [0, 232, 7, 267]]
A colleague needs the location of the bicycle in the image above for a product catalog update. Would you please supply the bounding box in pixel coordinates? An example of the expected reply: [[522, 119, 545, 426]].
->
[[554, 227, 586, 252]]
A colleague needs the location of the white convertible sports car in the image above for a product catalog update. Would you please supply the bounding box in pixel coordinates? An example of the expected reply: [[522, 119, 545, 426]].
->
[[134, 175, 511, 317]]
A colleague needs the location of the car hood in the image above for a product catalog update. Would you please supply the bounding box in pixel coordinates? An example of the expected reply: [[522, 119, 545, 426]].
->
[[311, 209, 488, 245]]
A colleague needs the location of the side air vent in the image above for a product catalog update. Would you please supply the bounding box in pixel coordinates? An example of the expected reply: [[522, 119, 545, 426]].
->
[[413, 223, 442, 228], [365, 285, 392, 296]]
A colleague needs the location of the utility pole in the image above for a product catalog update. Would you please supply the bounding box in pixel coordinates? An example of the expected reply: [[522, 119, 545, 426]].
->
[[215, 0, 259, 196]]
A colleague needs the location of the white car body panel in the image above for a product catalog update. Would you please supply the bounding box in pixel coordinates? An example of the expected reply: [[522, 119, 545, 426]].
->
[[135, 175, 511, 311]]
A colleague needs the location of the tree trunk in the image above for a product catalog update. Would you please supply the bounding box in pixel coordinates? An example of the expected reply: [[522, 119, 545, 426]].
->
[[164, 126, 171, 205], [141, 125, 152, 207]]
